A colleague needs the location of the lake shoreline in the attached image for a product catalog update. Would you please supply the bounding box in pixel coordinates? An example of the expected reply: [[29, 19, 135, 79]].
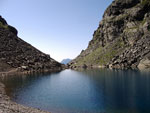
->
[[0, 70, 61, 113], [0, 82, 50, 113], [1, 68, 150, 113]]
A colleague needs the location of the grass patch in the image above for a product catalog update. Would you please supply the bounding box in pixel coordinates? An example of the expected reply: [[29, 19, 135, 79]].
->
[[0, 22, 8, 29], [99, 39, 125, 65], [141, 0, 150, 6], [74, 38, 125, 66], [141, 19, 147, 25], [75, 47, 103, 66], [115, 14, 129, 21], [94, 30, 100, 38], [124, 26, 138, 33], [99, 48, 117, 65]]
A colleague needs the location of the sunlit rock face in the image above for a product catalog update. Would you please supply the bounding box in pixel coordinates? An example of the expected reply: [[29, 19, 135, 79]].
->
[[69, 0, 150, 70]]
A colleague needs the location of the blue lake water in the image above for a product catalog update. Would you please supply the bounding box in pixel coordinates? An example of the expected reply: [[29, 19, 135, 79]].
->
[[1, 69, 150, 113]]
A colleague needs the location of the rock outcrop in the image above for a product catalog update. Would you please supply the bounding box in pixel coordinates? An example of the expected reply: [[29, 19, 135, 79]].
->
[[69, 0, 150, 70], [138, 53, 150, 69], [0, 15, 64, 73]]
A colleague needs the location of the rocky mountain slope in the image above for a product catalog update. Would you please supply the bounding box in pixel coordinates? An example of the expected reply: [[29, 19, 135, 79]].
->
[[69, 0, 150, 69], [0, 16, 63, 73]]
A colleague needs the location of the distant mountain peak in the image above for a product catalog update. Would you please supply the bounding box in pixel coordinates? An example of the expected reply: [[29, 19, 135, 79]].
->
[[61, 58, 71, 65]]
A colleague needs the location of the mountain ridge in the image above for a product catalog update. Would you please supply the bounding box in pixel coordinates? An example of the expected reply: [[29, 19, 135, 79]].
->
[[0, 15, 64, 74], [69, 0, 150, 70]]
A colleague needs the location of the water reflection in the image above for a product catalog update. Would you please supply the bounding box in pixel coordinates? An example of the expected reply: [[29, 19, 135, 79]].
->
[[1, 69, 150, 113], [80, 69, 150, 113]]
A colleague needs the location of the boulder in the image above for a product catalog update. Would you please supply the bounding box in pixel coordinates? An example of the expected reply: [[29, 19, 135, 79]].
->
[[138, 58, 150, 70], [0, 16, 7, 25], [8, 25, 18, 35]]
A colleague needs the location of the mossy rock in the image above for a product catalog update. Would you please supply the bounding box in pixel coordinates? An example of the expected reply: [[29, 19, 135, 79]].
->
[[0, 22, 8, 29], [141, 0, 150, 6]]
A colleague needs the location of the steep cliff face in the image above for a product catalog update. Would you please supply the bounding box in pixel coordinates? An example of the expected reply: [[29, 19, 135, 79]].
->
[[69, 0, 150, 69], [0, 16, 63, 73]]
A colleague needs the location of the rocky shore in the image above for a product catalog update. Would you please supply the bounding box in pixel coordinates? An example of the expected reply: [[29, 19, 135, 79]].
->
[[0, 81, 50, 113], [0, 65, 66, 113]]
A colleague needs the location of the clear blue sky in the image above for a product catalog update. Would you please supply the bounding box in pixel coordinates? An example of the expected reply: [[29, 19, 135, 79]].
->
[[0, 0, 113, 62]]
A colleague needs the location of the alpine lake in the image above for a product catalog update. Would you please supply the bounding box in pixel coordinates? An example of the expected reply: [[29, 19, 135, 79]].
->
[[1, 69, 150, 113]]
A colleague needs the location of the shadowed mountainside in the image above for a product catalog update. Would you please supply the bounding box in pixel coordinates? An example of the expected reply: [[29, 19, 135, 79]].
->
[[0, 16, 64, 74]]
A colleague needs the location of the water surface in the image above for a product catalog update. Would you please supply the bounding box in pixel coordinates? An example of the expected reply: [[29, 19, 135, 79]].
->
[[1, 69, 150, 113]]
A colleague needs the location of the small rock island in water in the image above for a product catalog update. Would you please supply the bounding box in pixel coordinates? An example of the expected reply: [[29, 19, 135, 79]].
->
[[0, 0, 150, 112]]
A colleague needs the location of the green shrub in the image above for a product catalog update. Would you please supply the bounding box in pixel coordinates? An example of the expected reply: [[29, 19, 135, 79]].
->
[[141, 0, 150, 6], [0, 22, 8, 29], [141, 19, 147, 25]]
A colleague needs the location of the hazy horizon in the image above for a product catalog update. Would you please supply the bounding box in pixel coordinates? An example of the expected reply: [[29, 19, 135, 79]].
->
[[0, 0, 113, 62]]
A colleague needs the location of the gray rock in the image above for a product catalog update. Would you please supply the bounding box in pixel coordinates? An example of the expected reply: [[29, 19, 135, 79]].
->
[[69, 0, 150, 69], [138, 58, 150, 70]]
